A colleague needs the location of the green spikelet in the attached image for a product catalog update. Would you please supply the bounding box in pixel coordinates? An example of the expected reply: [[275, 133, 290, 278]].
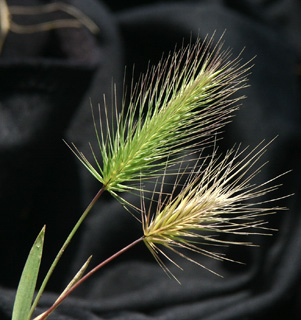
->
[[68, 35, 251, 196]]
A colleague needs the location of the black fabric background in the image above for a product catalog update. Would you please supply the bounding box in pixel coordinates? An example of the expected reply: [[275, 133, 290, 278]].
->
[[0, 0, 300, 319]]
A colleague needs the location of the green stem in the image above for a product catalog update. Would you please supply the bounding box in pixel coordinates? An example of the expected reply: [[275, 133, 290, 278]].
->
[[36, 236, 144, 320], [28, 186, 106, 320]]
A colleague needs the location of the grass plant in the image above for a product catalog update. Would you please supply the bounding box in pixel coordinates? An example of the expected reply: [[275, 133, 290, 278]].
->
[[35, 141, 287, 319], [10, 34, 288, 320]]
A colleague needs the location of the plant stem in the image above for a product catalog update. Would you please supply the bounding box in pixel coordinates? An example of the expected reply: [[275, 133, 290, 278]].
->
[[36, 236, 144, 320], [28, 186, 106, 320]]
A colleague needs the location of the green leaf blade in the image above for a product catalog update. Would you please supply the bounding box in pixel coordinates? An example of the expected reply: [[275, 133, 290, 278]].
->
[[12, 226, 45, 320]]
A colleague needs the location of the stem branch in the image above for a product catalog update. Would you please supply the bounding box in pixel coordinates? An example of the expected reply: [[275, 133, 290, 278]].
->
[[36, 236, 144, 320], [29, 186, 105, 319]]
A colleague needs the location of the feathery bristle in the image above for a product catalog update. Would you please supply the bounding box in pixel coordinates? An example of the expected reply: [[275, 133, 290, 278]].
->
[[142, 141, 288, 279], [68, 34, 252, 195]]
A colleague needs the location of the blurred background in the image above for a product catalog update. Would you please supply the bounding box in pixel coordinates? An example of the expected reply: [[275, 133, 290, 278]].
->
[[0, 1, 300, 319]]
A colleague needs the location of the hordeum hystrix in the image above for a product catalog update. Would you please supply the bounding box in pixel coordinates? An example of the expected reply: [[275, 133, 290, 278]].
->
[[67, 34, 252, 199], [142, 141, 289, 280]]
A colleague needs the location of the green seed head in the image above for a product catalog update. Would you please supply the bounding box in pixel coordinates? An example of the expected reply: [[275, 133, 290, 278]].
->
[[67, 34, 251, 196]]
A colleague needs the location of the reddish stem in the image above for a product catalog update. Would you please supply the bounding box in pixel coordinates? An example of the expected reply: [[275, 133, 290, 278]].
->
[[38, 236, 144, 320]]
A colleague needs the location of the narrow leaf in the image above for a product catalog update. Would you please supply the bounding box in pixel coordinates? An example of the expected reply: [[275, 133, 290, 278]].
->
[[55, 255, 92, 303], [12, 226, 45, 320], [33, 255, 93, 320]]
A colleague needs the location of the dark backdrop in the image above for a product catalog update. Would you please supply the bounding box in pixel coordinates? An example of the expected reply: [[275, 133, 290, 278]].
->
[[0, 0, 300, 319]]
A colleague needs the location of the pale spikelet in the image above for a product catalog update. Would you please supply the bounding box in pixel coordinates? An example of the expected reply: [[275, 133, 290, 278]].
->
[[142, 141, 288, 279], [67, 34, 252, 195]]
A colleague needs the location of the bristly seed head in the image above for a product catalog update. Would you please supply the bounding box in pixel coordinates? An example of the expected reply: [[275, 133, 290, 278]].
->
[[142, 141, 288, 281], [67, 33, 252, 197]]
